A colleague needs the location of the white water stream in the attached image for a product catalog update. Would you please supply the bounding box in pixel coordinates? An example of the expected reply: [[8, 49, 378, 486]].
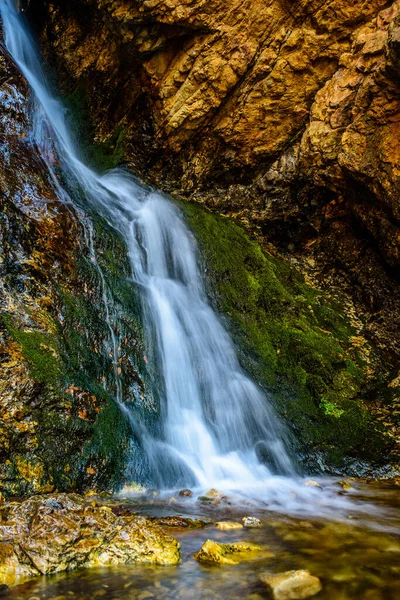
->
[[1, 0, 391, 520]]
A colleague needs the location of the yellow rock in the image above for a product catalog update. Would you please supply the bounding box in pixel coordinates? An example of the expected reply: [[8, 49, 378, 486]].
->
[[0, 494, 180, 583], [194, 539, 267, 565]]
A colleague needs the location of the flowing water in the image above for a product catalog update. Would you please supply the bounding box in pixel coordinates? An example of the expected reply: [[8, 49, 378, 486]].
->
[[4, 486, 400, 600]]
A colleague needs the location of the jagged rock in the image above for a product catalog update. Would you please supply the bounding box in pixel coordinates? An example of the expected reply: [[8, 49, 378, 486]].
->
[[151, 516, 205, 528], [0, 494, 180, 584], [194, 539, 265, 565], [260, 570, 322, 600]]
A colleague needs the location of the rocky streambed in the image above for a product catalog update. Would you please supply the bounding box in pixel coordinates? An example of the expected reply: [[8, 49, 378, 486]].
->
[[0, 481, 399, 599]]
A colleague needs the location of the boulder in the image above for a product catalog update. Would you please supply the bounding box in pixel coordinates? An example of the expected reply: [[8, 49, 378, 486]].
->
[[0, 494, 180, 584]]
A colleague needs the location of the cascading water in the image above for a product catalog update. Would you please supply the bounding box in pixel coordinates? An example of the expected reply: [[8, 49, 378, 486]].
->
[[0, 0, 294, 492], [0, 1, 370, 517]]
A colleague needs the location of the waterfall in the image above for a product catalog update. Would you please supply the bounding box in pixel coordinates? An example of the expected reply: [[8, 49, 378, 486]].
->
[[0, 0, 295, 493]]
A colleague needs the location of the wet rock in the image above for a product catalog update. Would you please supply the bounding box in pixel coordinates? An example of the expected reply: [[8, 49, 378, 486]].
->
[[152, 516, 205, 528], [260, 570, 322, 600], [198, 488, 229, 504], [204, 488, 224, 499], [215, 521, 243, 530], [0, 494, 180, 583], [178, 489, 193, 498], [304, 480, 323, 490], [242, 516, 263, 528], [194, 540, 266, 565], [338, 480, 352, 491]]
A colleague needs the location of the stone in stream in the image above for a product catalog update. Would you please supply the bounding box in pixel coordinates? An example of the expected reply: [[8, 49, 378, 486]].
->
[[151, 516, 205, 528], [304, 480, 323, 490], [338, 480, 352, 490], [242, 516, 263, 528], [194, 539, 269, 565], [197, 488, 229, 504], [178, 489, 193, 497], [260, 570, 322, 600], [0, 494, 180, 585], [215, 521, 243, 530]]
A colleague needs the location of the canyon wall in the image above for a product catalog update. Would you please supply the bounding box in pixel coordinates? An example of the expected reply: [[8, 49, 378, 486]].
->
[[1, 0, 398, 482]]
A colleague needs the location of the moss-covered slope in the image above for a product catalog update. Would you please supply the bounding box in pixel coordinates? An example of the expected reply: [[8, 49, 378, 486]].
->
[[180, 201, 397, 473]]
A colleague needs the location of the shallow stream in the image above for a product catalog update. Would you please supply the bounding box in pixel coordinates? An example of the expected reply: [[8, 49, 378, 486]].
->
[[6, 481, 400, 600]]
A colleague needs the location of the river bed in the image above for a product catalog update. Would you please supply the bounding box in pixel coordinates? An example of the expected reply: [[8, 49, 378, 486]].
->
[[5, 481, 400, 600]]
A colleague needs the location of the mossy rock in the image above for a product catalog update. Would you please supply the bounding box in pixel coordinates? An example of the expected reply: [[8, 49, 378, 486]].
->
[[179, 200, 389, 471], [0, 206, 151, 497]]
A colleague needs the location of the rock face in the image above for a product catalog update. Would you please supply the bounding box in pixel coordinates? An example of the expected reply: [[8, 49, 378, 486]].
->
[[28, 0, 400, 472], [0, 494, 180, 585], [0, 41, 151, 496]]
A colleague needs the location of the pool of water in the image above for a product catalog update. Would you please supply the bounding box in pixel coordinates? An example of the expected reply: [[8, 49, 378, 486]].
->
[[5, 481, 400, 600]]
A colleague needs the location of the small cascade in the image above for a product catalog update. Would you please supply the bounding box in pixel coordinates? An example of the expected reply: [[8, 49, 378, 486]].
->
[[0, 0, 296, 493]]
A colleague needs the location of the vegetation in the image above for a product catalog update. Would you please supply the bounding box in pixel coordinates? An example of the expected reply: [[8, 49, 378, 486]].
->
[[179, 200, 385, 470]]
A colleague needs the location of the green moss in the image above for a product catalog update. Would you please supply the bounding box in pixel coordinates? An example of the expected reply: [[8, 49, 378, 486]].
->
[[178, 200, 383, 469], [2, 314, 61, 384], [0, 210, 150, 495]]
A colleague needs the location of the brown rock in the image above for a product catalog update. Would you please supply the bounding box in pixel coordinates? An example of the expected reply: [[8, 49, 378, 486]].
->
[[178, 488, 193, 497], [0, 494, 180, 583]]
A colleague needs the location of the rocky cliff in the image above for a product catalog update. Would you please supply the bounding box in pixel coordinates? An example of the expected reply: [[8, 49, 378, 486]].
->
[[0, 0, 398, 488], [26, 0, 400, 467], [29, 0, 400, 360]]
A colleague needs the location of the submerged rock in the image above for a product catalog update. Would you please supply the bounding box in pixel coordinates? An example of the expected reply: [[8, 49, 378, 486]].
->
[[338, 480, 353, 491], [215, 521, 243, 530], [242, 516, 263, 528], [0, 494, 180, 584], [194, 539, 266, 565], [151, 516, 205, 528], [260, 570, 322, 600]]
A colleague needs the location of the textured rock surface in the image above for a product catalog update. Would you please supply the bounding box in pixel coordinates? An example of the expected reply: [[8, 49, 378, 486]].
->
[[0, 493, 180, 585], [0, 42, 151, 496], [194, 539, 265, 565]]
